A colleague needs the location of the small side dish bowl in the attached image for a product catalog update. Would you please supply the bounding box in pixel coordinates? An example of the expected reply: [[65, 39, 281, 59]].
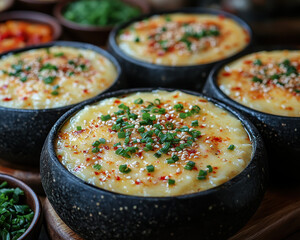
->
[[0, 41, 123, 166], [0, 173, 42, 240], [108, 8, 252, 90], [16, 0, 58, 13], [203, 48, 300, 180], [0, 11, 62, 54], [41, 88, 268, 240], [54, 0, 150, 46]]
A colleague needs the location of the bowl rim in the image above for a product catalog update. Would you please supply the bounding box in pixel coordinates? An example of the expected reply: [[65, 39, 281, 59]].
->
[[0, 40, 123, 113], [108, 7, 253, 69], [53, 0, 150, 31], [0, 10, 62, 41], [0, 173, 41, 240], [0, 0, 14, 13], [44, 87, 266, 200], [208, 47, 300, 120]]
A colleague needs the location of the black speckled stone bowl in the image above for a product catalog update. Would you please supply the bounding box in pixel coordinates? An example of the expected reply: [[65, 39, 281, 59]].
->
[[0, 41, 123, 166], [41, 88, 268, 240], [108, 8, 253, 90], [203, 49, 300, 181], [0, 173, 42, 240]]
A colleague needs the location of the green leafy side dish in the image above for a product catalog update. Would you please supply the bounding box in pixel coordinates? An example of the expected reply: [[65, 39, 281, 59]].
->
[[0, 181, 34, 240], [63, 0, 141, 26]]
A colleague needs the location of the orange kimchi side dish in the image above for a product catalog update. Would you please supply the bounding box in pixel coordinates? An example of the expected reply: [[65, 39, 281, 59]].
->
[[0, 21, 53, 54]]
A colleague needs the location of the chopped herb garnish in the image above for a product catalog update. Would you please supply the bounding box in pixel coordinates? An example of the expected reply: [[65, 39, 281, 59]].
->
[[101, 114, 111, 121], [168, 179, 175, 185], [207, 165, 213, 173], [54, 52, 64, 57], [253, 59, 262, 66], [40, 63, 58, 72], [119, 164, 131, 173], [134, 98, 143, 104], [191, 120, 199, 127], [51, 90, 59, 96], [0, 181, 34, 240], [191, 105, 200, 114], [92, 147, 99, 153], [135, 37, 140, 42], [197, 169, 208, 180], [43, 76, 56, 84], [146, 165, 155, 172], [184, 161, 195, 170], [118, 131, 126, 138], [20, 76, 27, 82], [252, 76, 263, 83], [154, 151, 162, 158], [228, 144, 235, 150], [174, 103, 184, 111], [76, 126, 82, 131], [93, 164, 101, 170]]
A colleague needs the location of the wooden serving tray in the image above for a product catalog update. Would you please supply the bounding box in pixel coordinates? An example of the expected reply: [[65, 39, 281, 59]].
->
[[43, 185, 300, 240], [0, 158, 44, 195]]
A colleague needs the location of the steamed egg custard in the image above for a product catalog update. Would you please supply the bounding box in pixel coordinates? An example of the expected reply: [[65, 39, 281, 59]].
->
[[117, 13, 250, 66], [56, 91, 252, 197], [0, 46, 117, 109], [217, 50, 300, 116]]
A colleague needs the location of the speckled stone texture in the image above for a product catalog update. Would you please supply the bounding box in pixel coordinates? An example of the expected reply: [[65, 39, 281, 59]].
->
[[0, 41, 124, 166], [107, 8, 253, 91], [203, 61, 300, 181], [41, 88, 268, 240]]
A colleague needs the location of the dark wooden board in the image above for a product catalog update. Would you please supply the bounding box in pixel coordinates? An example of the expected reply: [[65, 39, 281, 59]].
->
[[43, 186, 300, 240]]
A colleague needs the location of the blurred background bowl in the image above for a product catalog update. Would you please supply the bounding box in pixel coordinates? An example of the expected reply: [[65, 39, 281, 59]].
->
[[54, 0, 150, 46]]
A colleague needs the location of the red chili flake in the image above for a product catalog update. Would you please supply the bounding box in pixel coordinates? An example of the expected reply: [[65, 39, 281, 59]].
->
[[187, 149, 197, 154], [95, 125, 99, 128], [173, 94, 178, 98], [136, 152, 143, 158], [198, 99, 207, 102], [57, 155, 62, 159], [86, 158, 90, 161], [231, 87, 241, 91], [113, 146, 118, 150], [147, 173, 151, 176], [2, 97, 12, 101], [94, 172, 100, 175], [108, 129, 112, 133], [244, 60, 252, 65], [104, 145, 110, 150], [214, 167, 218, 169], [211, 136, 223, 143], [115, 176, 121, 181], [114, 99, 121, 104], [135, 180, 141, 185], [74, 166, 81, 172], [83, 89, 89, 94], [160, 176, 167, 180], [222, 72, 231, 77], [285, 106, 293, 111], [73, 151, 79, 154], [213, 171, 216, 174], [22, 97, 28, 101]]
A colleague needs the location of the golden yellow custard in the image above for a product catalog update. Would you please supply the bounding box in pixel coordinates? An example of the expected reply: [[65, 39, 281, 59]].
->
[[56, 91, 252, 197], [117, 13, 250, 66], [217, 50, 300, 117], [0, 46, 117, 109]]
